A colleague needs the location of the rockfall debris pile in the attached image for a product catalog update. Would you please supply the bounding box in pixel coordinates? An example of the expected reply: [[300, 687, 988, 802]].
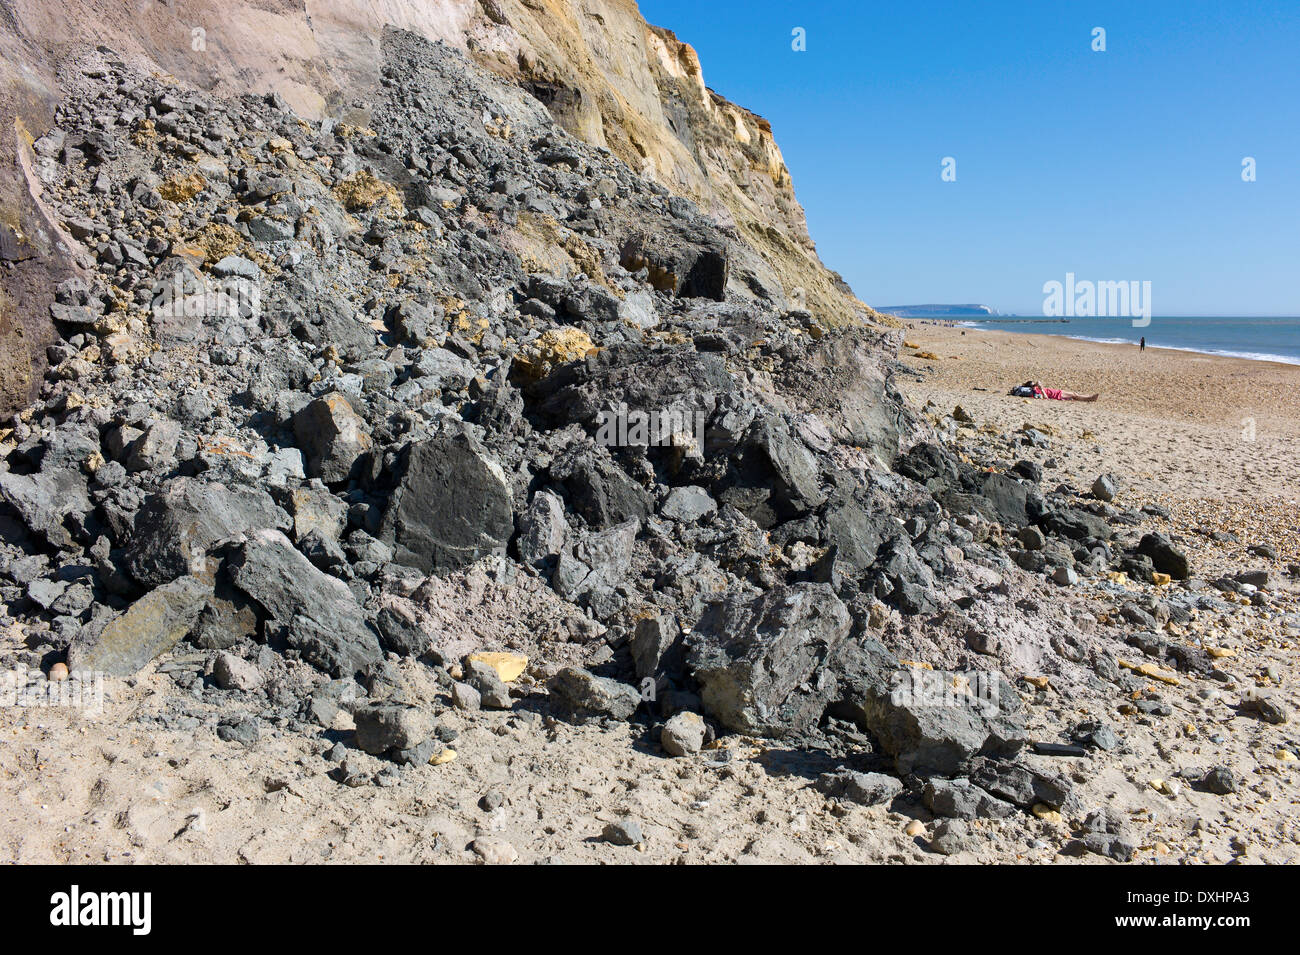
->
[[3, 30, 1295, 858]]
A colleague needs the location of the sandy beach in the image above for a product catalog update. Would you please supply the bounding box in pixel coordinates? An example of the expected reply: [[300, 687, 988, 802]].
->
[[895, 324, 1300, 505]]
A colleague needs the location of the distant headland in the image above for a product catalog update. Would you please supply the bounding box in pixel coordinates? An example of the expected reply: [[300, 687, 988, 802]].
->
[[879, 304, 997, 318]]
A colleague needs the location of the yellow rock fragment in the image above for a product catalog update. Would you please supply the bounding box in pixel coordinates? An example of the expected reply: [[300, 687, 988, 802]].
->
[[510, 327, 597, 382], [1152, 572, 1171, 586], [428, 748, 457, 766], [904, 820, 925, 837], [1206, 646, 1236, 659], [334, 169, 403, 212], [1031, 803, 1062, 823], [465, 651, 528, 683], [1117, 660, 1180, 686], [158, 171, 206, 202], [1024, 676, 1050, 690], [1276, 750, 1297, 762]]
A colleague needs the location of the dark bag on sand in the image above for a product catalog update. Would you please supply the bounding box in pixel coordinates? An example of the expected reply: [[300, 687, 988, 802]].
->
[[1010, 385, 1035, 397]]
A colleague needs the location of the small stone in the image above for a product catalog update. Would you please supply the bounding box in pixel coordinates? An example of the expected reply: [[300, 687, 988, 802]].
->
[[1030, 803, 1063, 824], [451, 682, 482, 711], [660, 711, 706, 756], [1051, 566, 1079, 586], [929, 819, 973, 856], [1202, 767, 1238, 795], [602, 819, 643, 846], [48, 662, 69, 682], [904, 820, 925, 837], [1241, 694, 1289, 725], [471, 837, 518, 865], [428, 748, 457, 766], [217, 716, 259, 746], [212, 651, 263, 691]]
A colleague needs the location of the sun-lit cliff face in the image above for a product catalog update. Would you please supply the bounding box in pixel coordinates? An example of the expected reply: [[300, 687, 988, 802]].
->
[[0, 0, 876, 415]]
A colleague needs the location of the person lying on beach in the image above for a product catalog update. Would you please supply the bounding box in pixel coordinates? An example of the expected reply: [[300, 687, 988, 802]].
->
[[1014, 380, 1098, 401]]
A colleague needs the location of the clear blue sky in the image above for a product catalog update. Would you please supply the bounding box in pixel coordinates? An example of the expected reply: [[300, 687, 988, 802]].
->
[[638, 0, 1300, 316]]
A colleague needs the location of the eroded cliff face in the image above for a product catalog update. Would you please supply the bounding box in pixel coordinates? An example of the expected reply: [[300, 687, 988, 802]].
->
[[0, 0, 875, 416]]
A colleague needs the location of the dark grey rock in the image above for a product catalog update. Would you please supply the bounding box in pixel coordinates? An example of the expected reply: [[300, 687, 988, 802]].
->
[[1201, 766, 1239, 795], [969, 759, 1074, 811], [515, 490, 569, 570], [548, 667, 641, 721], [380, 426, 513, 574], [227, 529, 382, 677], [293, 393, 372, 483], [1137, 532, 1191, 580], [922, 777, 1017, 819], [125, 478, 286, 587], [660, 485, 716, 523], [688, 583, 850, 737], [814, 769, 903, 806], [0, 467, 91, 550], [859, 670, 1027, 776], [352, 701, 436, 756], [601, 818, 644, 846]]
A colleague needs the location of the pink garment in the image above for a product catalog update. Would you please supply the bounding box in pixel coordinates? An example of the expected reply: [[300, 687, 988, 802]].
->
[[1033, 385, 1064, 400]]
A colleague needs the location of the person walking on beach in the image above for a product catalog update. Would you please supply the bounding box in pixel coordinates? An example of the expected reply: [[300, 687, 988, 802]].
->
[[1140, 337, 1146, 351]]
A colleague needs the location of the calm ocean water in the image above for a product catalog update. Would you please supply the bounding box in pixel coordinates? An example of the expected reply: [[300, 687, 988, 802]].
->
[[959, 316, 1300, 366]]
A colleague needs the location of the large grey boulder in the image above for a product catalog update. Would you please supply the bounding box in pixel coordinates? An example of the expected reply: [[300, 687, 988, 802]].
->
[[858, 669, 1027, 776], [66, 575, 210, 676], [687, 583, 851, 737], [226, 529, 381, 677], [125, 478, 286, 587], [380, 427, 513, 574]]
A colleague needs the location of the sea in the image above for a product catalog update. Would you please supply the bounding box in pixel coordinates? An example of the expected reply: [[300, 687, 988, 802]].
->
[[954, 316, 1300, 366]]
